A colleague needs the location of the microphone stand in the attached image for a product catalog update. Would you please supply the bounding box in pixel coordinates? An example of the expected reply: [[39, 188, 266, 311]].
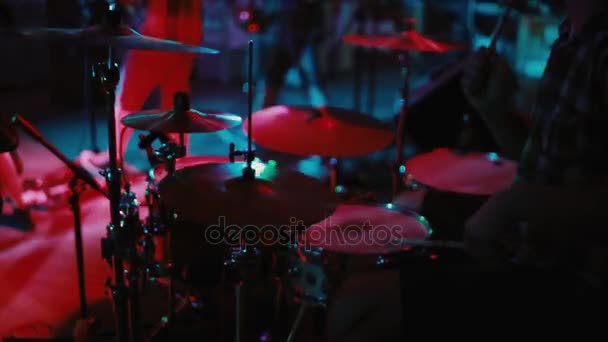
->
[[11, 114, 109, 325]]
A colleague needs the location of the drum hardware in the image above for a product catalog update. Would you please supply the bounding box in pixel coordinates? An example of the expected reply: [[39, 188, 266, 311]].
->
[[286, 302, 316, 342]]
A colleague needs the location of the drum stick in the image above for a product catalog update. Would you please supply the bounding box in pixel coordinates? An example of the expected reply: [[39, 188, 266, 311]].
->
[[488, 6, 513, 53], [393, 239, 465, 250]]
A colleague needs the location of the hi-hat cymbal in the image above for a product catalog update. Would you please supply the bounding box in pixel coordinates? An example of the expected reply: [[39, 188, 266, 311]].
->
[[242, 106, 394, 157], [0, 114, 18, 153], [122, 109, 242, 134], [158, 162, 339, 227], [1, 25, 219, 54], [343, 30, 466, 53]]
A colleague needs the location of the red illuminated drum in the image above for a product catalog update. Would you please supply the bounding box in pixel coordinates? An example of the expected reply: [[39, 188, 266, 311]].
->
[[287, 204, 432, 303]]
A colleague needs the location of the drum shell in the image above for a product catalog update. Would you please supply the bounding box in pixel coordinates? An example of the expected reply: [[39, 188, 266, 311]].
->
[[286, 203, 433, 304]]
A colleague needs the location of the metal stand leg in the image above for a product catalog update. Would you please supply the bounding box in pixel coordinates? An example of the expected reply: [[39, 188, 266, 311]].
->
[[69, 177, 89, 319], [98, 48, 130, 342], [392, 52, 410, 201], [235, 281, 243, 342], [287, 303, 307, 342], [329, 157, 339, 191]]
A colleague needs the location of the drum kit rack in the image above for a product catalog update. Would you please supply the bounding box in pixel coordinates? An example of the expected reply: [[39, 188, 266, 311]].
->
[[0, 1, 524, 341]]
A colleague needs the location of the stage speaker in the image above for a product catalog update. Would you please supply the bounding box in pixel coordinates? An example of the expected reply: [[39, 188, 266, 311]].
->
[[405, 58, 499, 153]]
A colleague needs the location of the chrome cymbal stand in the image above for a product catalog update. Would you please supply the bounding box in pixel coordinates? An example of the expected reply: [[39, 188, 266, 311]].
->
[[96, 2, 134, 341]]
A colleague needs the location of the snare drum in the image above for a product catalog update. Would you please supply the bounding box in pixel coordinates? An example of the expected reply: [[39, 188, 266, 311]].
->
[[286, 203, 432, 304]]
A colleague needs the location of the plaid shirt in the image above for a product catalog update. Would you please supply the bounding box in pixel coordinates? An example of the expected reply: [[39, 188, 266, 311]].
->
[[518, 12, 608, 188]]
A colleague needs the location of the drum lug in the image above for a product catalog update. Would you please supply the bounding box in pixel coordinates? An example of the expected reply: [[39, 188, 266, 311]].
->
[[403, 174, 420, 191], [376, 256, 388, 266], [287, 265, 300, 276]]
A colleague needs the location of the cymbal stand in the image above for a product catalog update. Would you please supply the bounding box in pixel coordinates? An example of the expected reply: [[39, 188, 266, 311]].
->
[[226, 40, 256, 342], [392, 51, 410, 201], [96, 3, 132, 341]]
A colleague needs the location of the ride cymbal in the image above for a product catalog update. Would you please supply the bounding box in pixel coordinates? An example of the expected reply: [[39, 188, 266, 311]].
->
[[242, 106, 394, 157]]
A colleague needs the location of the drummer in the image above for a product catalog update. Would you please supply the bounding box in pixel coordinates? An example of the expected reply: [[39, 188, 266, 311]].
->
[[329, 0, 608, 338]]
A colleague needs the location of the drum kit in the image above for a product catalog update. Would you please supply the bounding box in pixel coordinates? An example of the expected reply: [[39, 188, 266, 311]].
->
[[0, 1, 523, 341]]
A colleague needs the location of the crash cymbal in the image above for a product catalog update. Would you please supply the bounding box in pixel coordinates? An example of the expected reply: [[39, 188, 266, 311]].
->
[[242, 106, 394, 157], [343, 30, 466, 53], [122, 109, 242, 134], [1, 25, 219, 54], [158, 161, 339, 227], [0, 114, 18, 153]]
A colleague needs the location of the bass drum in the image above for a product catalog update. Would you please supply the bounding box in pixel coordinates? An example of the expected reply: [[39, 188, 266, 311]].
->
[[286, 203, 432, 304]]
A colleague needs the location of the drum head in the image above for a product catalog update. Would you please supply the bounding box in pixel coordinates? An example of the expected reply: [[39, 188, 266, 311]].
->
[[301, 204, 431, 255], [405, 148, 517, 196]]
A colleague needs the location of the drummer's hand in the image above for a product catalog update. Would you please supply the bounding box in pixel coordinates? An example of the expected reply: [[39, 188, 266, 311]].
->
[[461, 48, 519, 118], [464, 187, 518, 265]]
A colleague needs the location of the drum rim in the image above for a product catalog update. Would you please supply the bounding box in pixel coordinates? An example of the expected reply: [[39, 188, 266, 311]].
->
[[298, 202, 433, 254]]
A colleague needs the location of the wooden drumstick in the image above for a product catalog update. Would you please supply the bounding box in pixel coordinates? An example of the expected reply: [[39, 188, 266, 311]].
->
[[393, 238, 466, 250], [468, 1, 519, 94], [489, 5, 514, 53]]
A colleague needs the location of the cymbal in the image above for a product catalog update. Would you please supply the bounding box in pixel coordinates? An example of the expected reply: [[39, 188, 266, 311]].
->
[[242, 106, 395, 157], [343, 30, 466, 53], [404, 148, 517, 196], [122, 109, 242, 133], [0, 114, 18, 153], [1, 25, 219, 54], [158, 162, 339, 227]]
